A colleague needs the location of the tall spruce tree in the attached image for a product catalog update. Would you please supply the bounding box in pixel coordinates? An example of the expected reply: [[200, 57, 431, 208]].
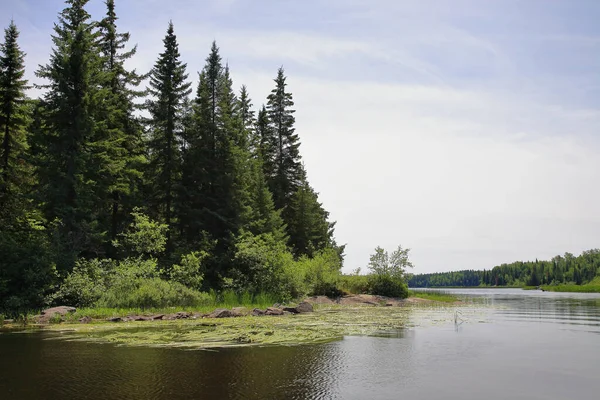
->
[[36, 0, 104, 268], [0, 21, 54, 314], [145, 21, 191, 255], [286, 180, 332, 258], [265, 67, 304, 211], [96, 0, 146, 248], [178, 42, 257, 284], [0, 21, 30, 201]]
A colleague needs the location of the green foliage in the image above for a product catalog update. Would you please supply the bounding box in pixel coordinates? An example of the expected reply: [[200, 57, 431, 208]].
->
[[35, 0, 107, 267], [51, 258, 112, 307], [368, 274, 408, 298], [286, 182, 331, 258], [115, 210, 167, 257], [97, 278, 209, 309], [144, 21, 192, 254], [408, 289, 457, 303], [363, 245, 412, 299], [339, 274, 370, 295], [0, 21, 31, 199], [0, 214, 56, 316], [230, 232, 296, 296], [294, 248, 342, 297], [168, 251, 206, 290], [368, 245, 413, 280], [0, 14, 344, 315]]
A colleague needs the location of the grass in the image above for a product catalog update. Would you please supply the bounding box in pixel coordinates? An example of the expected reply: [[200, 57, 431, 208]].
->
[[540, 284, 600, 293], [60, 291, 280, 323], [408, 289, 458, 303]]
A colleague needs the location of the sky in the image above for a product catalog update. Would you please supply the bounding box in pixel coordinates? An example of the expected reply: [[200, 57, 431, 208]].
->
[[2, 0, 600, 274]]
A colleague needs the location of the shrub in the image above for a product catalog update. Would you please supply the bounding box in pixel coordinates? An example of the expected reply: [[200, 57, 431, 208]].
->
[[339, 274, 370, 295], [168, 251, 206, 290], [97, 278, 211, 309], [294, 248, 343, 297], [231, 233, 296, 297], [114, 210, 168, 257], [368, 274, 408, 298], [51, 258, 113, 307]]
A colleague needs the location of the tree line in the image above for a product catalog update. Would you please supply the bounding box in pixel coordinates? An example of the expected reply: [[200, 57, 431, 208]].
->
[[0, 0, 343, 314], [408, 249, 600, 288]]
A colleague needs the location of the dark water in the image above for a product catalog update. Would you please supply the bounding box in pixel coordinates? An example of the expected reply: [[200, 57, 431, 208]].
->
[[1, 289, 600, 400]]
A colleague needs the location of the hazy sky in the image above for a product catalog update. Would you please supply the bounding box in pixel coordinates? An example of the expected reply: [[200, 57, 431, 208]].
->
[[2, 0, 600, 274]]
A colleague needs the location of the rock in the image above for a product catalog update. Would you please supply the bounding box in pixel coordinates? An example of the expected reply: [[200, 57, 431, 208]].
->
[[150, 314, 165, 321], [295, 301, 313, 313], [282, 306, 300, 314], [107, 317, 124, 322], [207, 308, 236, 318], [175, 311, 191, 319], [78, 316, 92, 324], [129, 315, 151, 321], [251, 308, 265, 316], [34, 306, 77, 324], [265, 307, 283, 316], [232, 307, 249, 316], [41, 306, 76, 316]]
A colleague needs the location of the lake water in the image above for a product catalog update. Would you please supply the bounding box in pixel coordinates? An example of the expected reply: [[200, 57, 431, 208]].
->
[[1, 288, 599, 399]]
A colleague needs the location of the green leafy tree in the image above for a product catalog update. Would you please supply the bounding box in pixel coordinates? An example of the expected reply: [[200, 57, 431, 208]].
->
[[144, 21, 191, 255]]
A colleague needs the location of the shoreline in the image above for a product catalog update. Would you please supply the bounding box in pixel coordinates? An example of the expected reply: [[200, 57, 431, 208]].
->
[[0, 295, 464, 348]]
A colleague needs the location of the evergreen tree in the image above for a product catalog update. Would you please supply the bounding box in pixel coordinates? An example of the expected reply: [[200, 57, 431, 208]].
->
[[0, 21, 30, 202], [0, 21, 55, 315], [35, 0, 104, 268], [265, 67, 304, 210], [286, 180, 332, 258], [145, 21, 191, 255], [238, 84, 255, 150], [95, 0, 146, 248], [255, 105, 277, 175]]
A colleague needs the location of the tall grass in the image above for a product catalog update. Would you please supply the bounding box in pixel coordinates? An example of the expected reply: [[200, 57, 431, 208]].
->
[[408, 289, 458, 303], [60, 290, 283, 322]]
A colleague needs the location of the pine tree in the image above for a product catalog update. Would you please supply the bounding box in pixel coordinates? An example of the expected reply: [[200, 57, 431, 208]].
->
[[145, 21, 191, 255], [0, 21, 30, 202], [255, 105, 277, 175], [95, 0, 146, 248], [238, 84, 255, 150], [286, 180, 332, 258], [0, 21, 54, 314], [35, 0, 104, 268], [266, 67, 304, 210]]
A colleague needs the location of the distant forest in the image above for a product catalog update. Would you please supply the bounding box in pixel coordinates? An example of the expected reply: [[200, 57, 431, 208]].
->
[[408, 249, 600, 288]]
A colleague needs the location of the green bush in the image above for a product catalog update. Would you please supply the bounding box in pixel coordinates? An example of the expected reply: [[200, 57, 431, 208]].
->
[[294, 248, 342, 297], [368, 274, 409, 298], [97, 278, 211, 309], [51, 258, 113, 307], [168, 251, 206, 290], [339, 274, 370, 295], [231, 233, 296, 297]]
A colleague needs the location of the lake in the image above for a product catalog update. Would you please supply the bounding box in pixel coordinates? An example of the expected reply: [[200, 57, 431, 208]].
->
[[1, 288, 599, 399]]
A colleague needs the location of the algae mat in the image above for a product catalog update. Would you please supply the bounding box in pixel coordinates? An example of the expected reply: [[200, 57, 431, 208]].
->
[[43, 304, 485, 349]]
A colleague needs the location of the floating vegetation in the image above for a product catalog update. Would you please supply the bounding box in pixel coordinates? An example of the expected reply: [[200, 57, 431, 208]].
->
[[44, 302, 487, 349]]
